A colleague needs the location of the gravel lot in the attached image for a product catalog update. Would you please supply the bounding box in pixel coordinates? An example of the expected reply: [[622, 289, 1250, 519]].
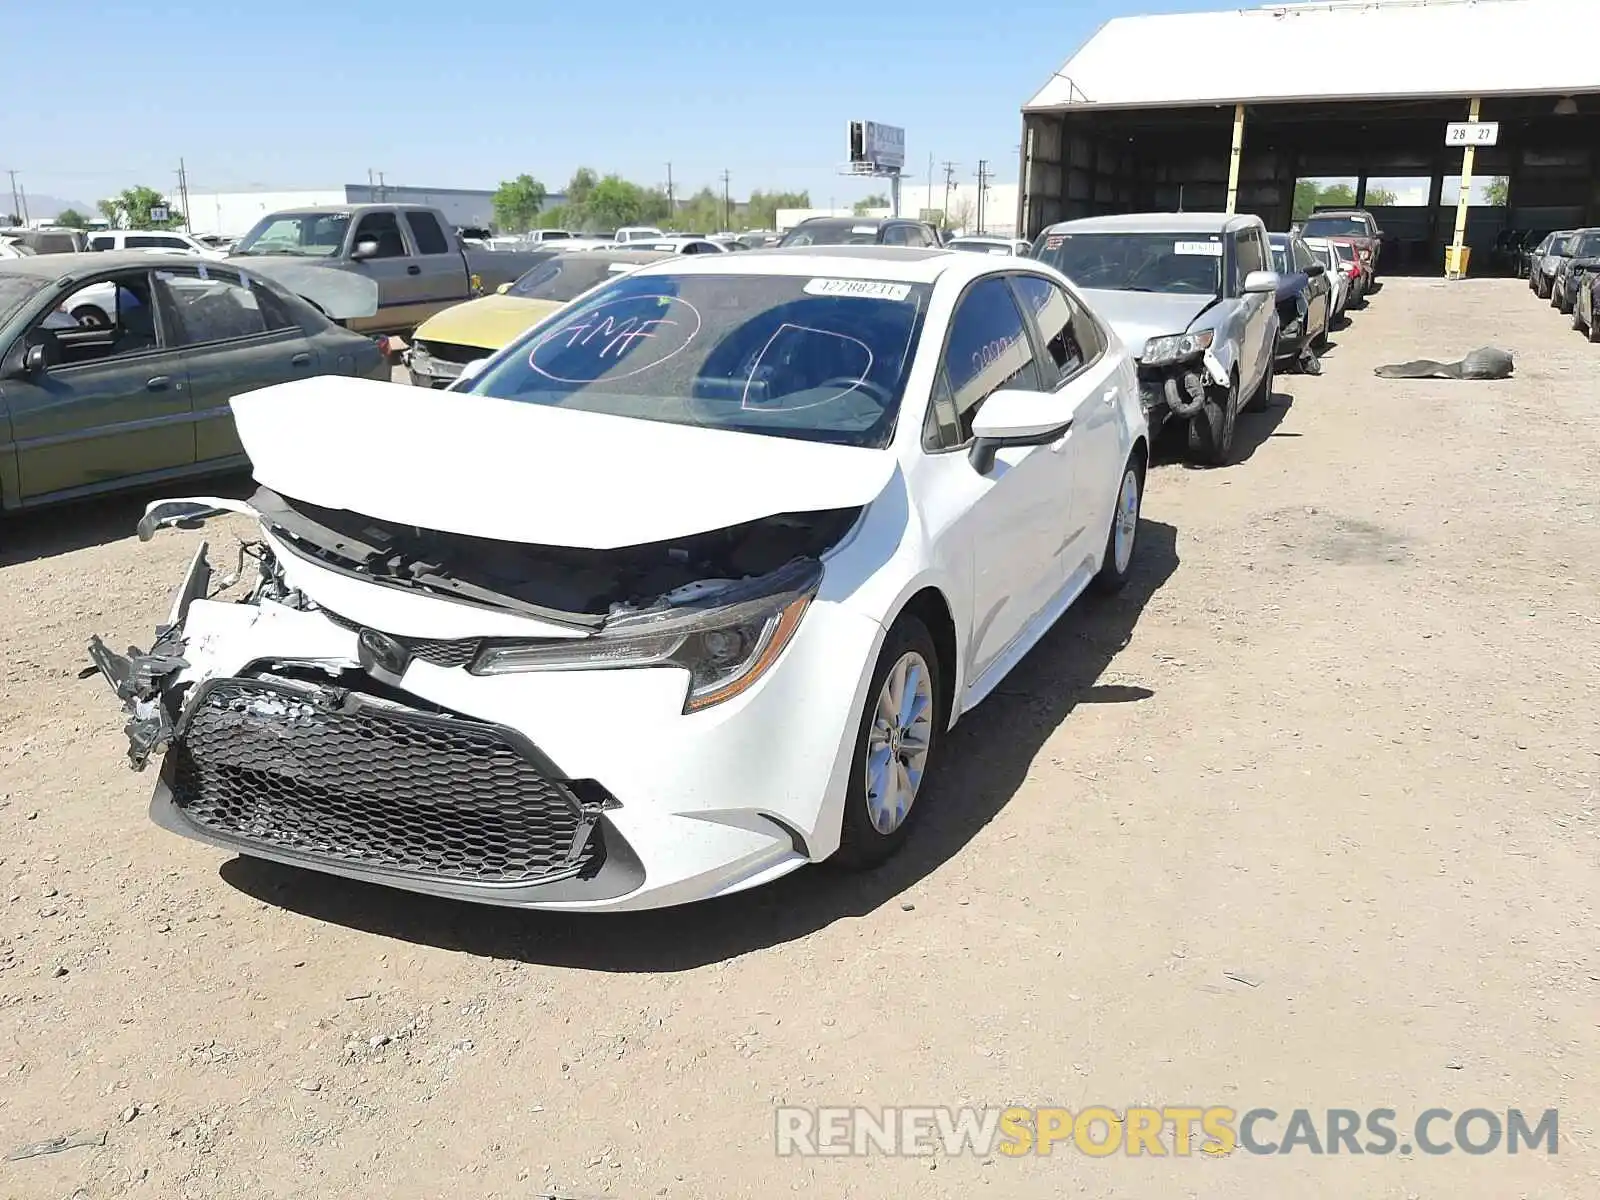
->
[[2, 278, 1596, 1199]]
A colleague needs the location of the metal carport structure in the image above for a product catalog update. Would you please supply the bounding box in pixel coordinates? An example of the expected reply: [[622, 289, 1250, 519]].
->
[[1018, 0, 1600, 272]]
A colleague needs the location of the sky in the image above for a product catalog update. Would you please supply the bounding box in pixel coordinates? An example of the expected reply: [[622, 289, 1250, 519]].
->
[[4, 0, 1231, 212]]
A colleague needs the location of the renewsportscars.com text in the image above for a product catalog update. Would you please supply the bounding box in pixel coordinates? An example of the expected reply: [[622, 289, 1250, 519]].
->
[[774, 1106, 1559, 1158]]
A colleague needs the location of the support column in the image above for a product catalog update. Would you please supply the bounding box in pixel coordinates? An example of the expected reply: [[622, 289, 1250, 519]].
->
[[1449, 97, 1483, 278], [1225, 103, 1246, 214]]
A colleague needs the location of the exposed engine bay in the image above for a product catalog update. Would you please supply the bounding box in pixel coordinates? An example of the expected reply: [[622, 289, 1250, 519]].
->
[[251, 487, 860, 625]]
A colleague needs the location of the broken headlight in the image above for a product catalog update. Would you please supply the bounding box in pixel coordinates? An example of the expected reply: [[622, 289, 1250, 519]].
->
[[470, 560, 820, 713], [1141, 329, 1213, 366]]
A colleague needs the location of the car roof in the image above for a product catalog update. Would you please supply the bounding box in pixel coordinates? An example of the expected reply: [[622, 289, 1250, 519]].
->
[[1305, 209, 1373, 219], [552, 248, 672, 263], [623, 243, 1029, 285], [1042, 211, 1258, 235], [0, 250, 216, 281]]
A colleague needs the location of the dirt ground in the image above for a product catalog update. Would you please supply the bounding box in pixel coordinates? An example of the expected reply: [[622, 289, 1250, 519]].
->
[[1, 278, 1596, 1200]]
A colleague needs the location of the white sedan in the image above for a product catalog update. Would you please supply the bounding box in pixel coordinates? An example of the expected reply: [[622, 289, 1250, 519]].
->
[[91, 247, 1149, 911]]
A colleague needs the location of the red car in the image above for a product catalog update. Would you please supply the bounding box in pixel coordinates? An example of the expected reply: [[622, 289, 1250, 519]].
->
[[1326, 237, 1372, 304], [1301, 210, 1384, 277]]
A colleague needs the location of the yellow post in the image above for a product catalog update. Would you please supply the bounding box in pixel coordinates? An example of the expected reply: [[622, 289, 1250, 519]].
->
[[1448, 97, 1482, 278], [1225, 104, 1245, 214]]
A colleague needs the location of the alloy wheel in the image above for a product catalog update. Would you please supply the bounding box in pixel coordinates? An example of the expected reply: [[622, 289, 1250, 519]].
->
[[864, 651, 934, 835]]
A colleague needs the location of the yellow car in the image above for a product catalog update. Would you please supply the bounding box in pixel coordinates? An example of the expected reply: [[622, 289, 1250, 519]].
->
[[406, 248, 670, 387]]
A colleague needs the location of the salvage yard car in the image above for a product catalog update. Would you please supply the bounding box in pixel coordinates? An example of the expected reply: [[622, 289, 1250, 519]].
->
[[227, 203, 549, 339], [407, 249, 670, 387], [778, 216, 943, 248], [1548, 227, 1600, 315], [946, 236, 1033, 256], [1570, 262, 1600, 343], [0, 252, 383, 512], [89, 246, 1149, 911], [1299, 209, 1383, 276], [1528, 230, 1575, 300], [1032, 212, 1278, 465], [1268, 232, 1333, 363]]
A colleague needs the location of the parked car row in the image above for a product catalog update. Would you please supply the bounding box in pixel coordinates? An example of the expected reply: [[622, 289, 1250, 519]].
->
[[1529, 226, 1600, 342]]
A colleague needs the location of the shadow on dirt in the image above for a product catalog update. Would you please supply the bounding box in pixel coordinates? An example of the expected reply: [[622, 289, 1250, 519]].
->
[[221, 520, 1181, 971], [0, 472, 254, 567]]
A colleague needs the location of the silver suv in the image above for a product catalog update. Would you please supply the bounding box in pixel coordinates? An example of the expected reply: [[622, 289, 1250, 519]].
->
[[1031, 213, 1279, 466]]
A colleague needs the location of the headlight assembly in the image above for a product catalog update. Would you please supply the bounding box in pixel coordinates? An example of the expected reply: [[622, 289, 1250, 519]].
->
[[470, 559, 820, 713], [1141, 329, 1214, 366]]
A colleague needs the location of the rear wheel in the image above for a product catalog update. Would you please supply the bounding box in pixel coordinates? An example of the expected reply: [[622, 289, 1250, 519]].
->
[[1187, 376, 1238, 467], [834, 617, 942, 870], [1589, 309, 1600, 344], [1092, 456, 1143, 595], [71, 305, 108, 329]]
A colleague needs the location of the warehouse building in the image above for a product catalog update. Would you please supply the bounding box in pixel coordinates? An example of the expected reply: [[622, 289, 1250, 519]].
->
[[1018, 0, 1600, 272], [182, 184, 516, 238]]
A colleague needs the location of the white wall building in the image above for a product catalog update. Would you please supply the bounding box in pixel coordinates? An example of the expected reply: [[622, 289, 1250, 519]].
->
[[182, 184, 504, 237], [776, 181, 1020, 237]]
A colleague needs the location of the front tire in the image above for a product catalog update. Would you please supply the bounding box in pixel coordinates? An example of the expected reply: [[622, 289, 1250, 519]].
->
[[1092, 456, 1143, 595], [834, 617, 942, 870], [1188, 377, 1238, 467]]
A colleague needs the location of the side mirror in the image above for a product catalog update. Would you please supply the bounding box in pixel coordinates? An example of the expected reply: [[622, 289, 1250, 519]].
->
[[1306, 262, 1326, 277], [23, 343, 47, 373], [1243, 269, 1279, 294], [968, 389, 1074, 474], [350, 239, 380, 261], [495, 282, 512, 295]]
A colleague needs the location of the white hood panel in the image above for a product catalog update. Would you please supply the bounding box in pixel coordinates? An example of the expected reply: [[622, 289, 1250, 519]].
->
[[230, 377, 897, 550]]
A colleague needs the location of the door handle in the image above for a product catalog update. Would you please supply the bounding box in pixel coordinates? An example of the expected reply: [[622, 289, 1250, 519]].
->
[[1102, 387, 1119, 406], [146, 376, 171, 391], [406, 264, 421, 275], [291, 352, 311, 367]]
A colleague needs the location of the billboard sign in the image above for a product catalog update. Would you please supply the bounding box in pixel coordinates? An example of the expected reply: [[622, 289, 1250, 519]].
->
[[848, 121, 906, 172]]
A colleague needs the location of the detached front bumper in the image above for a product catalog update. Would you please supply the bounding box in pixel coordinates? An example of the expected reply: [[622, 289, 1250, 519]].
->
[[89, 543, 883, 911]]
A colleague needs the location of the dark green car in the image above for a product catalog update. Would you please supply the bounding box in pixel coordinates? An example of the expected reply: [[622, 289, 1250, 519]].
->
[[0, 252, 387, 511]]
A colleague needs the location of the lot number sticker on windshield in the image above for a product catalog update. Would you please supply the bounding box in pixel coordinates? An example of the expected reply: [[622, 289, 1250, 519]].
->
[[1175, 240, 1223, 256], [803, 278, 912, 301]]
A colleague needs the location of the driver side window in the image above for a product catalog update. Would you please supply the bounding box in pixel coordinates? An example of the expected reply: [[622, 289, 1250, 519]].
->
[[926, 276, 1043, 450], [34, 270, 161, 368]]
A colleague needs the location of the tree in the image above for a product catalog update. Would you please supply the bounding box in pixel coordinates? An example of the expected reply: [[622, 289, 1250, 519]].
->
[[853, 193, 889, 215], [491, 174, 546, 233], [745, 190, 809, 231], [1365, 186, 1398, 207], [55, 207, 91, 229], [1484, 176, 1510, 207], [586, 175, 650, 230], [97, 186, 183, 230], [948, 196, 976, 233], [1292, 179, 1357, 222]]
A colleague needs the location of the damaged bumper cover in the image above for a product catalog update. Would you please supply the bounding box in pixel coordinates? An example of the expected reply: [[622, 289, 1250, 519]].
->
[[1136, 349, 1227, 421]]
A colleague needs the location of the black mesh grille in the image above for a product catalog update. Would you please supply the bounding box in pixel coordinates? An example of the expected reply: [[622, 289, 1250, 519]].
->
[[168, 677, 602, 884], [418, 340, 487, 365], [318, 608, 481, 669]]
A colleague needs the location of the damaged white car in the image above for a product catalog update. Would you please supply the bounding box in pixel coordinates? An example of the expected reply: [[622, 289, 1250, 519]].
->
[[89, 247, 1149, 911]]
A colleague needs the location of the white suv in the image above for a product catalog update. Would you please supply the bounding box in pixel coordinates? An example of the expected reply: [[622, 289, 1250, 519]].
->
[[85, 230, 226, 259]]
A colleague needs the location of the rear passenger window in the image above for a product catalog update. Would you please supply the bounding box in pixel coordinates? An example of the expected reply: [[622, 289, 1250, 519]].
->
[[932, 276, 1043, 448], [405, 211, 450, 255], [1011, 274, 1092, 384]]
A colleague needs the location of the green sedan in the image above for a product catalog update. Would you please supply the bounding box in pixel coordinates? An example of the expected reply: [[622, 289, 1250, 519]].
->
[[0, 251, 387, 512]]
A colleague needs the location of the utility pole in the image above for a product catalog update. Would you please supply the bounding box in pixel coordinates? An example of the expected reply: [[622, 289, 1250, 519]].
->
[[6, 169, 19, 223], [975, 160, 990, 234], [720, 169, 731, 232], [941, 161, 957, 227], [18, 183, 29, 225], [175, 158, 191, 231], [665, 162, 675, 217], [377, 171, 387, 202], [367, 168, 374, 199], [926, 152, 934, 220]]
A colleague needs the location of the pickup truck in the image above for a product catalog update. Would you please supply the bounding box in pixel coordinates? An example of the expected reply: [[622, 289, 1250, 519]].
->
[[226, 203, 548, 338]]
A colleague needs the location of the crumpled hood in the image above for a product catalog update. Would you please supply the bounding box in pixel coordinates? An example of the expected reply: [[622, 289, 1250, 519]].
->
[[1075, 289, 1217, 360], [414, 294, 565, 352], [223, 257, 379, 320], [229, 377, 897, 550]]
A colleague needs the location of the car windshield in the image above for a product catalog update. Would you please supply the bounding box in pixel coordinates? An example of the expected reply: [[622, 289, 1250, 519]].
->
[[948, 239, 1007, 254], [466, 272, 930, 448], [779, 221, 882, 247], [1333, 242, 1356, 262], [232, 212, 352, 257], [1033, 231, 1223, 295], [1301, 216, 1370, 239], [0, 272, 44, 325], [508, 256, 643, 302], [1568, 231, 1600, 257]]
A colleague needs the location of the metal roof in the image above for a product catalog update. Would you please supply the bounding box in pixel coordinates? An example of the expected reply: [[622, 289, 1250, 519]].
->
[[1026, 0, 1600, 112], [1041, 212, 1260, 234]]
